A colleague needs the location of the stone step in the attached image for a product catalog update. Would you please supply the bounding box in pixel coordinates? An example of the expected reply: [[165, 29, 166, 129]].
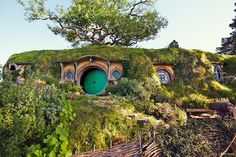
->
[[111, 105, 121, 110], [126, 114, 138, 118], [137, 118, 149, 124], [97, 96, 112, 100], [96, 104, 112, 108]]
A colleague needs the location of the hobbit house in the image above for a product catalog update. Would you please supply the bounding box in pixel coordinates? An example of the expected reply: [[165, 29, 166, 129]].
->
[[4, 56, 178, 95], [3, 46, 229, 96], [58, 55, 123, 95]]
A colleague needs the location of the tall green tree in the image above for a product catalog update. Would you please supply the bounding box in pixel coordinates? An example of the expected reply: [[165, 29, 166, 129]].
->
[[217, 3, 236, 55], [0, 64, 2, 81], [17, 0, 167, 46]]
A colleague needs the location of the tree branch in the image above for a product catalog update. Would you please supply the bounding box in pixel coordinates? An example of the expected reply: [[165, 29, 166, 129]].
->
[[128, 0, 149, 16]]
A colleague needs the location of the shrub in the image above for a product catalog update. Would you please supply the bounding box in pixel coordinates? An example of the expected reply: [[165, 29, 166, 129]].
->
[[0, 77, 63, 156], [40, 74, 59, 86], [70, 85, 83, 93], [157, 125, 212, 157], [60, 81, 74, 92], [126, 53, 157, 82], [133, 100, 158, 116], [26, 97, 75, 157], [149, 85, 174, 103], [107, 78, 150, 100], [181, 93, 213, 108], [156, 103, 177, 124], [155, 103, 186, 126], [174, 108, 187, 126]]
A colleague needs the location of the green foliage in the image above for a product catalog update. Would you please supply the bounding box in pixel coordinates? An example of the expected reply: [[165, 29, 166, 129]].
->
[[18, 0, 167, 46], [156, 103, 177, 124], [40, 74, 59, 86], [0, 64, 3, 81], [5, 45, 236, 106], [181, 93, 213, 108], [217, 2, 236, 54], [70, 85, 83, 93], [126, 53, 158, 82], [145, 80, 174, 103], [157, 125, 212, 157], [154, 117, 236, 157], [26, 97, 76, 157], [223, 55, 236, 75], [68, 97, 139, 153], [174, 107, 187, 126], [22, 65, 33, 79], [155, 103, 186, 126], [0, 76, 63, 156], [60, 81, 74, 92], [107, 78, 150, 100]]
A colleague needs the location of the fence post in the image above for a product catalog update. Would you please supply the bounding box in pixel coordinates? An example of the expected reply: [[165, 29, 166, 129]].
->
[[93, 145, 96, 152], [110, 140, 113, 149], [138, 132, 142, 156]]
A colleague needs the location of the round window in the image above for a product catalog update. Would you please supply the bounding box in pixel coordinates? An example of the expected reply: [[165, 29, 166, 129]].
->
[[157, 70, 170, 84], [112, 70, 121, 80], [66, 71, 73, 80]]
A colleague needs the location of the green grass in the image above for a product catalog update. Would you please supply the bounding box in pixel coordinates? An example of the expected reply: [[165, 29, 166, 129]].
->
[[67, 96, 141, 153], [7, 45, 236, 104]]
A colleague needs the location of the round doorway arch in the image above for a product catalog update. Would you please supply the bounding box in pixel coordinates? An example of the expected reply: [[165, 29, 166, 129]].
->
[[80, 68, 107, 95]]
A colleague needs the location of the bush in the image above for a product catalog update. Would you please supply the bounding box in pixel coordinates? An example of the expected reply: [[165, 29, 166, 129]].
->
[[126, 53, 157, 82], [157, 125, 212, 157], [60, 81, 74, 92], [156, 103, 176, 124], [181, 93, 213, 108], [174, 107, 187, 126], [40, 74, 59, 86], [147, 83, 174, 103], [0, 77, 63, 156], [152, 103, 187, 126], [107, 78, 150, 100], [70, 85, 83, 93]]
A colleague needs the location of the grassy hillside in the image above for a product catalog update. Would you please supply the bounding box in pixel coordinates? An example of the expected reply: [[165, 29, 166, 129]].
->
[[2, 46, 236, 156], [7, 45, 236, 103]]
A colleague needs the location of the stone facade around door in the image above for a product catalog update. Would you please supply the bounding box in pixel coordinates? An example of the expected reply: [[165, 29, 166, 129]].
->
[[59, 56, 123, 84]]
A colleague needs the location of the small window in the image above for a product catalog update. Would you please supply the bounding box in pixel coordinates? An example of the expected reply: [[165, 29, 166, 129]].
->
[[112, 70, 121, 80], [66, 70, 73, 80], [157, 70, 170, 84], [9, 64, 17, 71]]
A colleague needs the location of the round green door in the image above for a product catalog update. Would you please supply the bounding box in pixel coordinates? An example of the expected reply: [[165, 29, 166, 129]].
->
[[83, 69, 107, 95]]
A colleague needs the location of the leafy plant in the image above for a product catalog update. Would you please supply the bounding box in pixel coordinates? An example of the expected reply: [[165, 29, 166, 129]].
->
[[27, 97, 76, 157], [0, 76, 63, 156], [157, 125, 212, 157], [40, 74, 59, 86], [126, 53, 158, 82], [107, 78, 150, 100], [181, 93, 213, 108]]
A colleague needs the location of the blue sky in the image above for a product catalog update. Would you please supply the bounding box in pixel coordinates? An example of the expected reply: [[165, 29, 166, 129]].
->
[[0, 0, 235, 65]]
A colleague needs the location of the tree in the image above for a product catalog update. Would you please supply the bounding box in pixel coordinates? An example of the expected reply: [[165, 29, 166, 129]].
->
[[17, 0, 167, 46], [217, 3, 236, 55], [0, 64, 2, 81]]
